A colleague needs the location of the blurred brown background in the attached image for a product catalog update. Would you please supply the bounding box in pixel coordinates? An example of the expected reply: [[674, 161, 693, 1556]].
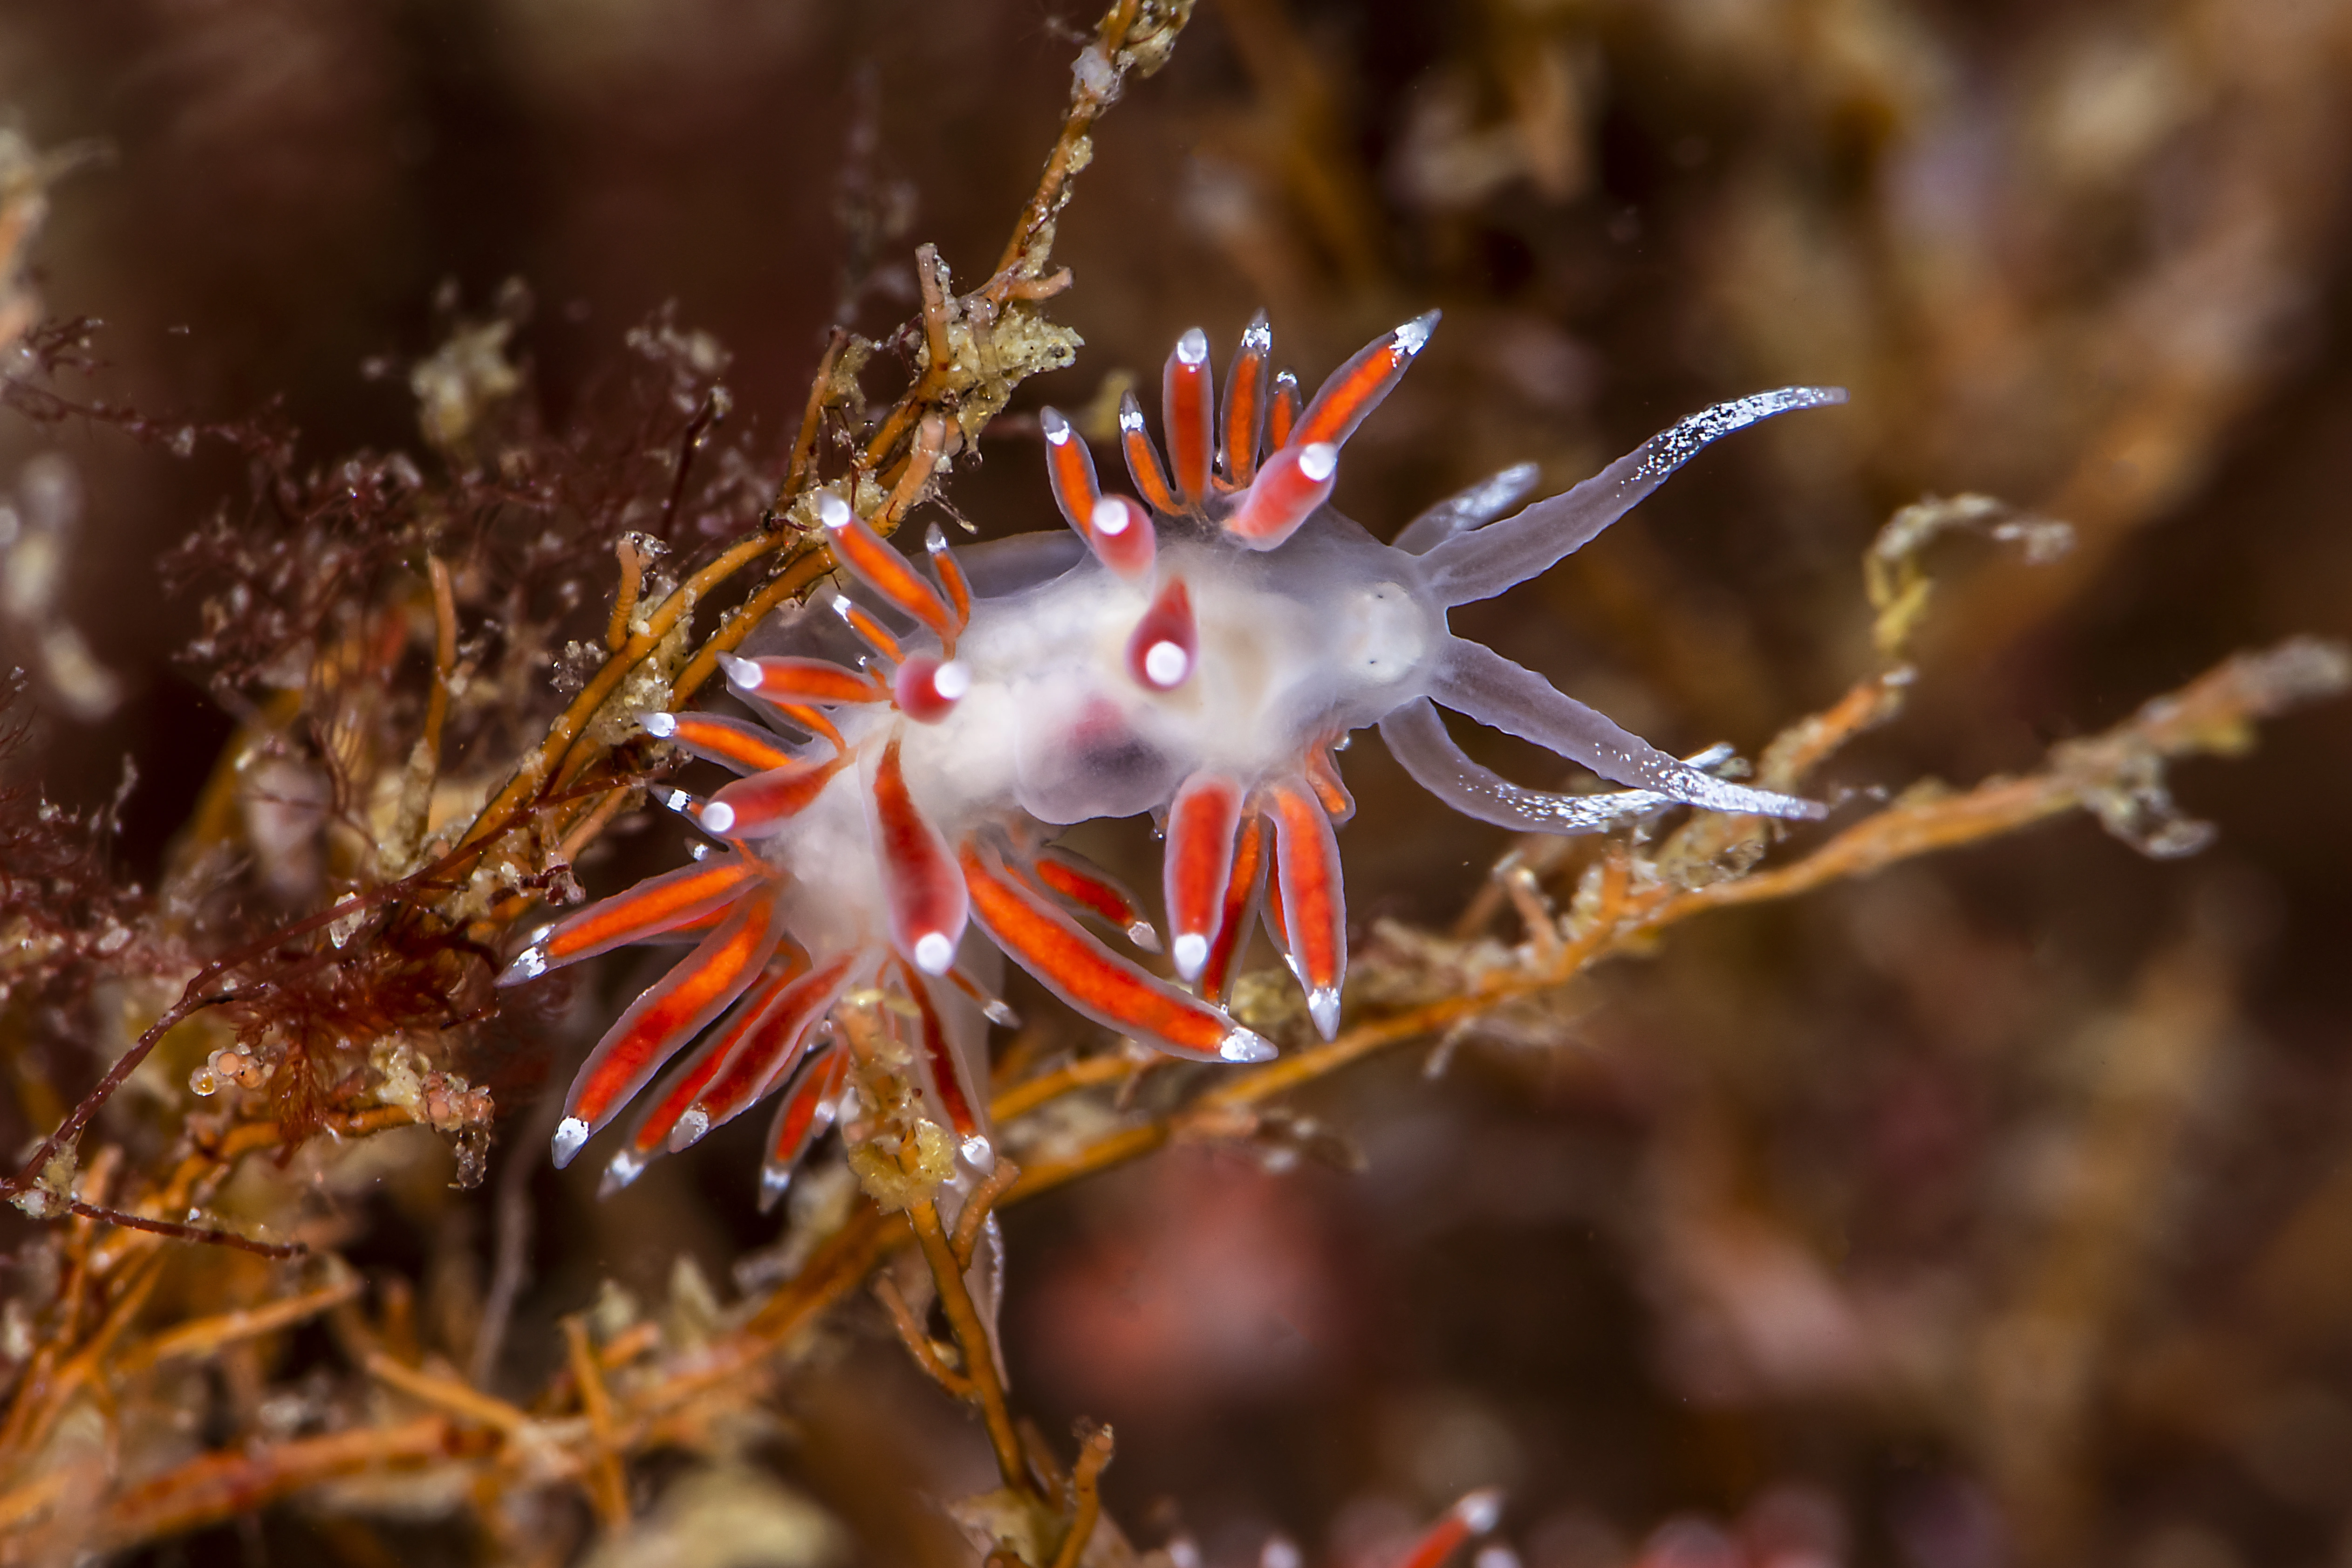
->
[[3, 0, 2351, 1564]]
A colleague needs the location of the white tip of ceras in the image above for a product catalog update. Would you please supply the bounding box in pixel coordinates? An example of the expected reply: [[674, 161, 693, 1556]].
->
[[1176, 327, 1209, 365], [1456, 1487, 1506, 1535], [1473, 1548, 1522, 1568], [641, 710, 678, 738], [931, 660, 971, 701], [1090, 494, 1133, 536], [698, 800, 737, 835], [757, 1164, 793, 1213], [719, 652, 763, 690], [1171, 931, 1210, 981], [1142, 640, 1191, 689], [666, 1107, 711, 1152], [498, 943, 549, 987], [1126, 918, 1163, 954], [912, 932, 957, 975], [1306, 986, 1342, 1041], [552, 1117, 590, 1169], [1296, 441, 1339, 484], [815, 490, 854, 530], [1040, 406, 1073, 444], [1241, 311, 1272, 351], [1394, 308, 1441, 356], [1259, 1538, 1303, 1568], [1219, 1026, 1278, 1065], [960, 1132, 995, 1171], [598, 1147, 646, 1199], [1118, 399, 1147, 434]]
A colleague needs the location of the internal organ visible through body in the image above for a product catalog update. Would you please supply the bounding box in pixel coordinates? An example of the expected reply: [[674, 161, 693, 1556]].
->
[[499, 310, 1846, 1203]]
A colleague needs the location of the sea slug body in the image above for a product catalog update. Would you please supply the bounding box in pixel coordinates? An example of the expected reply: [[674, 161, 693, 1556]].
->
[[500, 310, 1845, 1202]]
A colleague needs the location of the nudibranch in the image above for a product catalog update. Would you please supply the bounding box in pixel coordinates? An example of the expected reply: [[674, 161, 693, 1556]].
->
[[500, 311, 1843, 1202]]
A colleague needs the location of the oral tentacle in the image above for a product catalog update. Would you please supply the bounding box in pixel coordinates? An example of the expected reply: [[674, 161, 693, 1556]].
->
[[500, 854, 768, 985], [1432, 639, 1825, 820], [1390, 461, 1541, 555], [1264, 775, 1348, 1041], [959, 836, 1275, 1064], [1118, 390, 1183, 516], [677, 950, 861, 1150], [641, 710, 802, 774], [1223, 441, 1338, 551], [1126, 575, 1198, 692], [554, 892, 784, 1167], [1378, 697, 1682, 834], [1162, 326, 1215, 507], [1291, 310, 1439, 451], [1420, 385, 1848, 607], [1163, 771, 1245, 981], [1032, 845, 1162, 952], [816, 491, 956, 641], [758, 1047, 851, 1212], [1220, 310, 1272, 488]]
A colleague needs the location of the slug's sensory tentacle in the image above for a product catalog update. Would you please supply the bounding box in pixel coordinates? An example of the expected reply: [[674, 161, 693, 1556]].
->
[[816, 491, 957, 642], [1032, 845, 1162, 952], [1127, 576, 1197, 692], [554, 893, 785, 1167], [1163, 771, 1246, 981], [1379, 696, 1680, 833], [1163, 327, 1216, 506], [1118, 390, 1183, 516], [1391, 462, 1541, 555], [958, 836, 1276, 1064], [1291, 310, 1439, 451], [1421, 385, 1849, 607], [1432, 640, 1825, 820], [501, 854, 769, 984], [1221, 310, 1272, 488], [869, 733, 970, 975], [1264, 776, 1348, 1040], [642, 710, 802, 774], [601, 953, 807, 1195], [759, 1046, 850, 1211]]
